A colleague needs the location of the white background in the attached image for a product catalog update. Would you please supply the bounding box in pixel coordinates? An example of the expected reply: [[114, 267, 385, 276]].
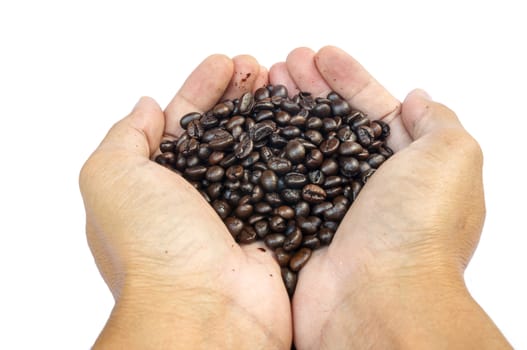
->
[[1, 0, 526, 348]]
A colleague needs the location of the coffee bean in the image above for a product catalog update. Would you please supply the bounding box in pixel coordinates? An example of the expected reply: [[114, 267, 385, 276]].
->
[[289, 248, 312, 272], [180, 112, 202, 129], [264, 233, 286, 249], [283, 227, 302, 251], [260, 169, 278, 192], [155, 85, 393, 297], [205, 165, 225, 182], [285, 140, 306, 164], [225, 216, 244, 238], [275, 248, 291, 267], [281, 268, 297, 297]]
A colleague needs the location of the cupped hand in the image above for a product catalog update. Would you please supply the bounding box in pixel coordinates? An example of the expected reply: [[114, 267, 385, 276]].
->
[[270, 46, 488, 349], [80, 55, 291, 349]]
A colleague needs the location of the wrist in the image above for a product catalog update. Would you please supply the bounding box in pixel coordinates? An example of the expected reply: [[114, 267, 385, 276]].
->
[[324, 271, 511, 349], [94, 280, 286, 350]]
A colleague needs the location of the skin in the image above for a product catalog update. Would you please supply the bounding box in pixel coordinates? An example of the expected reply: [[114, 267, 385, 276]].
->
[[80, 46, 512, 349]]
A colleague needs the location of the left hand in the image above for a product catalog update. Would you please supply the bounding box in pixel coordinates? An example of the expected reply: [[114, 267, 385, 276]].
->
[[80, 54, 292, 349]]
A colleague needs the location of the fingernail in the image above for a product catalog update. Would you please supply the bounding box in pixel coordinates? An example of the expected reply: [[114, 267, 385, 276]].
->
[[413, 89, 432, 100]]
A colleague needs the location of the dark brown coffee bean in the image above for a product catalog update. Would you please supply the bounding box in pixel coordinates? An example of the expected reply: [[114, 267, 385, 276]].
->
[[275, 205, 295, 220], [240, 152, 260, 167], [274, 110, 291, 125], [251, 121, 276, 141], [308, 170, 325, 185], [212, 199, 231, 219], [281, 125, 302, 139], [238, 92, 255, 115], [238, 225, 257, 244], [283, 227, 302, 251], [269, 133, 288, 147], [367, 154, 386, 168], [264, 233, 286, 249], [269, 215, 287, 232], [281, 188, 302, 204], [275, 248, 291, 267], [155, 152, 176, 165], [320, 158, 339, 176], [304, 129, 323, 146], [207, 182, 223, 200], [185, 154, 199, 167], [260, 169, 278, 192], [302, 184, 327, 204], [208, 151, 225, 165], [330, 98, 351, 116], [323, 176, 343, 188], [297, 216, 322, 235], [318, 227, 335, 245], [311, 102, 332, 118], [284, 172, 308, 188], [267, 157, 292, 174], [206, 129, 234, 151], [290, 248, 312, 272], [187, 120, 204, 139], [320, 138, 340, 156], [225, 115, 246, 130], [324, 202, 347, 221], [205, 165, 224, 182], [265, 192, 282, 206], [255, 110, 274, 122], [219, 153, 237, 168], [235, 203, 253, 219], [255, 202, 272, 214], [339, 157, 360, 177], [284, 140, 306, 164], [338, 141, 363, 156], [294, 201, 310, 217], [281, 268, 297, 296], [322, 117, 338, 132], [302, 235, 321, 250], [251, 185, 264, 202], [225, 216, 244, 238], [180, 112, 202, 128], [312, 201, 333, 216], [361, 168, 376, 184], [254, 87, 270, 100], [200, 114, 220, 129], [223, 189, 241, 207], [212, 102, 233, 118], [254, 220, 270, 238], [159, 140, 175, 153], [184, 165, 207, 180], [271, 85, 288, 98]]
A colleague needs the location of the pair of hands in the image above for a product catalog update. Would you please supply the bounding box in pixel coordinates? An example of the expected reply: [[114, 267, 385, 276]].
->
[[80, 46, 508, 349]]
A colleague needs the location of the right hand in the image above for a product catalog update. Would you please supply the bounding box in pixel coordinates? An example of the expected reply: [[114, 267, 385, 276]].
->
[[270, 46, 510, 349]]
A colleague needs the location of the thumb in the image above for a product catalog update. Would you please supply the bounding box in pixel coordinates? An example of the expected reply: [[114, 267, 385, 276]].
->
[[97, 96, 165, 157], [401, 89, 463, 141]]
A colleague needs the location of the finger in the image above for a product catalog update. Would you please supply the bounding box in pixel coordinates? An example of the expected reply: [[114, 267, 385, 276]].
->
[[164, 54, 234, 137], [253, 65, 269, 91], [315, 46, 400, 120], [285, 47, 331, 97], [222, 55, 262, 100], [402, 89, 463, 140], [96, 96, 164, 158], [315, 46, 412, 150], [269, 62, 299, 97]]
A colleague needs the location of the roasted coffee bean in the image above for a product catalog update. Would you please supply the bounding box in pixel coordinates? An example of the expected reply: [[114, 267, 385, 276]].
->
[[283, 227, 302, 251], [155, 85, 393, 297], [284, 172, 308, 188], [159, 140, 175, 153], [295, 201, 310, 217], [290, 248, 312, 272], [264, 233, 286, 249], [275, 248, 292, 267], [318, 227, 335, 245], [233, 137, 253, 159], [281, 268, 297, 297], [302, 235, 321, 250], [225, 217, 244, 238], [276, 205, 295, 220], [238, 92, 254, 115], [212, 199, 231, 219], [269, 215, 287, 232], [320, 158, 339, 176], [254, 220, 270, 238], [281, 188, 302, 203], [238, 225, 257, 244], [205, 165, 224, 182], [260, 169, 279, 192], [267, 157, 292, 174], [180, 112, 202, 128], [308, 170, 325, 185], [339, 157, 360, 177]]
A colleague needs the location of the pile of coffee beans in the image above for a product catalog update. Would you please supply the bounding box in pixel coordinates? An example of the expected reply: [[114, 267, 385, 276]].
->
[[155, 85, 392, 296]]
